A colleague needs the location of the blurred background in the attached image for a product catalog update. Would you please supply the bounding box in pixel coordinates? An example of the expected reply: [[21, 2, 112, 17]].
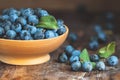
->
[[0, 0, 119, 32]]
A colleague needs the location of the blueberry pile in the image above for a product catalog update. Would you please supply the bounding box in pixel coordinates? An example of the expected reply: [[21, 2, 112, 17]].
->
[[58, 45, 119, 72], [0, 8, 66, 40]]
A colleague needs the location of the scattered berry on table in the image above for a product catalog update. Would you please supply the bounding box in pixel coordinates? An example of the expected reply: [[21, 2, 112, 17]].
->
[[82, 61, 93, 72], [107, 56, 119, 66], [90, 54, 99, 62], [89, 40, 99, 50], [65, 45, 74, 56], [69, 55, 79, 64], [71, 50, 81, 56], [68, 32, 78, 42], [96, 61, 106, 71], [71, 61, 81, 71], [58, 52, 68, 63]]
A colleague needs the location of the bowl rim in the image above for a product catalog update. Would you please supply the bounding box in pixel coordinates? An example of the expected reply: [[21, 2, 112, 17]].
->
[[0, 25, 69, 42]]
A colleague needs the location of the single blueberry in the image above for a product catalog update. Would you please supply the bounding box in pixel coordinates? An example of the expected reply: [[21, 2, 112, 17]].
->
[[11, 23, 22, 33], [69, 56, 79, 64], [96, 61, 106, 71], [82, 62, 93, 72], [0, 27, 5, 37], [25, 25, 37, 35], [68, 33, 78, 42], [21, 8, 34, 17], [38, 9, 49, 16], [65, 45, 74, 56], [45, 30, 55, 39], [94, 24, 102, 33], [90, 54, 99, 62], [57, 26, 66, 35], [34, 30, 45, 39], [57, 19, 64, 25], [97, 31, 107, 42], [20, 30, 31, 40], [58, 52, 68, 63], [71, 50, 81, 56], [0, 15, 9, 21], [8, 8, 20, 16], [9, 14, 18, 22], [71, 61, 81, 71], [28, 15, 39, 25], [6, 30, 16, 39], [89, 40, 99, 50], [16, 17, 27, 26], [107, 56, 119, 66], [54, 32, 59, 37]]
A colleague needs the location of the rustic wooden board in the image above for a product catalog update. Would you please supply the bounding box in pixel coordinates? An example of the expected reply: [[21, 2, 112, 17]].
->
[[0, 12, 120, 80]]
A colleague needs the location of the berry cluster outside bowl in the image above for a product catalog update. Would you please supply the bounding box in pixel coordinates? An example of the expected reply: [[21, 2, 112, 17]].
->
[[0, 26, 68, 65]]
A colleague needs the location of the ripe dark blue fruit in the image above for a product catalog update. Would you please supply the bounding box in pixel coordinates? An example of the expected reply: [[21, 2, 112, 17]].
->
[[34, 30, 45, 39], [39, 9, 49, 16], [57, 26, 66, 35], [94, 24, 102, 33], [9, 14, 18, 22], [11, 23, 22, 33], [25, 25, 37, 35], [71, 50, 81, 56], [96, 61, 106, 71], [69, 56, 79, 64], [0, 27, 5, 37], [16, 17, 27, 26], [82, 62, 93, 72], [97, 31, 107, 42], [45, 30, 55, 39], [57, 19, 64, 26], [28, 15, 39, 24], [20, 30, 32, 40], [58, 52, 68, 63], [107, 56, 119, 66], [0, 15, 9, 21], [65, 45, 74, 56], [90, 54, 99, 62], [21, 8, 34, 17], [71, 61, 81, 71], [6, 30, 16, 39], [68, 33, 78, 42], [89, 40, 99, 50]]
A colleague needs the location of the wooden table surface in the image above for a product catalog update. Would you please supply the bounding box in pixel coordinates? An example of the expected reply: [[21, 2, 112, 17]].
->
[[0, 11, 120, 80]]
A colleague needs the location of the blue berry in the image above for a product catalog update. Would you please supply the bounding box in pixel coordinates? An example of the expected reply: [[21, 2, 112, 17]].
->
[[9, 14, 18, 22], [4, 25, 11, 32], [0, 27, 5, 37], [58, 52, 68, 63], [82, 62, 93, 72], [34, 30, 45, 39], [68, 33, 78, 42], [28, 15, 39, 25], [69, 56, 79, 64], [65, 45, 74, 56], [107, 56, 119, 66], [0, 15, 9, 21], [71, 61, 81, 71], [89, 40, 99, 50], [21, 8, 34, 17], [97, 31, 107, 42], [54, 32, 59, 37], [57, 26, 66, 35], [25, 25, 37, 35], [39, 9, 49, 16], [57, 19, 64, 26], [45, 30, 55, 39], [20, 30, 32, 40], [11, 23, 22, 33], [71, 50, 81, 56], [96, 61, 106, 71], [94, 24, 102, 33], [6, 30, 16, 39], [90, 54, 99, 62], [16, 17, 27, 26], [8, 8, 19, 16]]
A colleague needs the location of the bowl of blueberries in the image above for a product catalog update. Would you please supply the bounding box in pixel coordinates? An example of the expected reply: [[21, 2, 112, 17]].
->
[[0, 8, 69, 65]]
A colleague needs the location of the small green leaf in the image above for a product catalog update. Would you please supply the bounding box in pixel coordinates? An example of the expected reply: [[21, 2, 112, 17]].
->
[[98, 42, 116, 58], [91, 62, 96, 69], [37, 15, 58, 29], [80, 49, 90, 63]]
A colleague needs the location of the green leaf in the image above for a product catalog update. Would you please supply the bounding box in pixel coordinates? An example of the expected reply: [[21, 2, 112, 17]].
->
[[37, 15, 58, 29], [98, 42, 116, 58], [79, 49, 90, 63], [91, 62, 96, 69]]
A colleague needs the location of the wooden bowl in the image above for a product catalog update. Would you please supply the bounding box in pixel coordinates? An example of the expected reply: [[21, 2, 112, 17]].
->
[[0, 26, 69, 65]]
